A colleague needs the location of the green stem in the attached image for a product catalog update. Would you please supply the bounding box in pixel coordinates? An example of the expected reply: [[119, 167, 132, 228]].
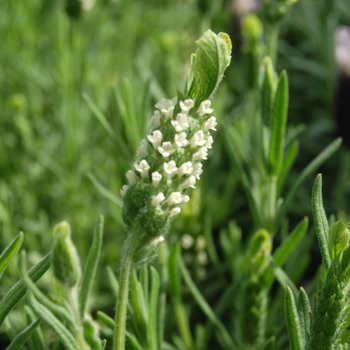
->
[[268, 24, 279, 66], [266, 175, 277, 233], [113, 227, 140, 350], [173, 298, 194, 350], [68, 287, 90, 350]]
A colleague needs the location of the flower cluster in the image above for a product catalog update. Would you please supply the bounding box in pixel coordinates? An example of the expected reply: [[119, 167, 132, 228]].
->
[[120, 96, 217, 242]]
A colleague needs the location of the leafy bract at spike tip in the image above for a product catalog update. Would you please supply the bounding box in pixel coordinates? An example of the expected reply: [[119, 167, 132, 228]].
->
[[184, 30, 232, 108]]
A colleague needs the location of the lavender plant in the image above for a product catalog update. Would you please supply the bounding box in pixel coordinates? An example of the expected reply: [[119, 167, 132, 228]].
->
[[114, 29, 232, 350]]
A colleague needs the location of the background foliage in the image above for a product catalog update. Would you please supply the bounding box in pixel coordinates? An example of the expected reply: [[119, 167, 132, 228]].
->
[[1, 0, 350, 349]]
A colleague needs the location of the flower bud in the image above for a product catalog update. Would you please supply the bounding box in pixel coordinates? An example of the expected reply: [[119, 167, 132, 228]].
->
[[51, 221, 81, 288]]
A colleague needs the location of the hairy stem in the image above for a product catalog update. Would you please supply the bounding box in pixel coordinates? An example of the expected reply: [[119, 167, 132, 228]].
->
[[113, 227, 140, 350]]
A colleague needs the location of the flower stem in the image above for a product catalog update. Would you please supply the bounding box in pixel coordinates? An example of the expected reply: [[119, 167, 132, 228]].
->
[[113, 227, 140, 350]]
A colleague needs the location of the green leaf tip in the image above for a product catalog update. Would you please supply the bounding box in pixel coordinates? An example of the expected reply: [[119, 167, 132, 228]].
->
[[312, 174, 332, 270], [329, 220, 350, 262], [184, 30, 232, 108]]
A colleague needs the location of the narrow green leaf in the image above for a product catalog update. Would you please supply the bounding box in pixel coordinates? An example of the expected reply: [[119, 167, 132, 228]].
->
[[97, 311, 115, 329], [148, 267, 159, 350], [297, 287, 311, 347], [0, 253, 51, 327], [83, 92, 116, 138], [0, 232, 23, 279], [312, 174, 331, 270], [277, 140, 299, 194], [285, 287, 304, 350], [107, 266, 119, 299], [261, 56, 278, 127], [125, 332, 144, 350], [184, 30, 231, 108], [340, 246, 350, 273], [18, 251, 74, 327], [87, 173, 123, 208], [131, 271, 148, 328], [25, 306, 45, 350], [276, 138, 342, 228], [268, 71, 289, 176], [265, 218, 308, 288], [168, 243, 181, 299], [79, 215, 104, 320], [101, 340, 107, 350], [177, 255, 235, 349], [6, 318, 41, 350], [329, 220, 349, 262], [28, 293, 80, 350], [139, 265, 149, 305]]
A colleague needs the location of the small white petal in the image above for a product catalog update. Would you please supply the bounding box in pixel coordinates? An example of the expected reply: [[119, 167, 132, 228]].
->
[[181, 195, 190, 203], [120, 185, 129, 197], [171, 113, 190, 132], [204, 116, 217, 131], [190, 130, 207, 148], [152, 193, 165, 206], [147, 130, 163, 149], [206, 135, 214, 149], [179, 99, 194, 114], [151, 235, 165, 246], [174, 132, 189, 148], [152, 171, 162, 187], [137, 139, 149, 157], [196, 235, 207, 250], [180, 175, 196, 189], [134, 160, 150, 178], [178, 161, 193, 177], [197, 100, 214, 117], [166, 192, 183, 206], [155, 98, 175, 119], [158, 142, 175, 158], [193, 163, 203, 179], [163, 161, 178, 176], [126, 170, 137, 185], [193, 147, 208, 161], [169, 207, 181, 218], [197, 251, 208, 265], [150, 111, 161, 128]]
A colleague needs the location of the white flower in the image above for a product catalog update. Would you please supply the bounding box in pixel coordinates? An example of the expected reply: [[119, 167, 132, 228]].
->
[[190, 130, 207, 148], [150, 110, 161, 128], [335, 26, 350, 76], [126, 170, 137, 185], [169, 207, 181, 218], [179, 99, 194, 114], [197, 251, 208, 265], [152, 193, 165, 206], [134, 160, 150, 178], [147, 130, 163, 149], [204, 116, 217, 131], [178, 161, 193, 177], [206, 135, 213, 149], [163, 161, 178, 176], [120, 185, 129, 197], [137, 139, 149, 157], [181, 234, 194, 249], [181, 194, 190, 203], [151, 235, 165, 246], [155, 98, 175, 119], [196, 235, 207, 250], [197, 100, 214, 117], [174, 132, 189, 148], [193, 163, 203, 179], [171, 113, 190, 132], [166, 192, 183, 206], [158, 142, 175, 158], [152, 171, 162, 187], [180, 175, 196, 189], [193, 147, 208, 161]]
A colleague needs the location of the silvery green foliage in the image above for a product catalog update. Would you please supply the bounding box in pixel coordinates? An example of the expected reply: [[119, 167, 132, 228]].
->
[[308, 175, 350, 349], [120, 30, 231, 250]]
